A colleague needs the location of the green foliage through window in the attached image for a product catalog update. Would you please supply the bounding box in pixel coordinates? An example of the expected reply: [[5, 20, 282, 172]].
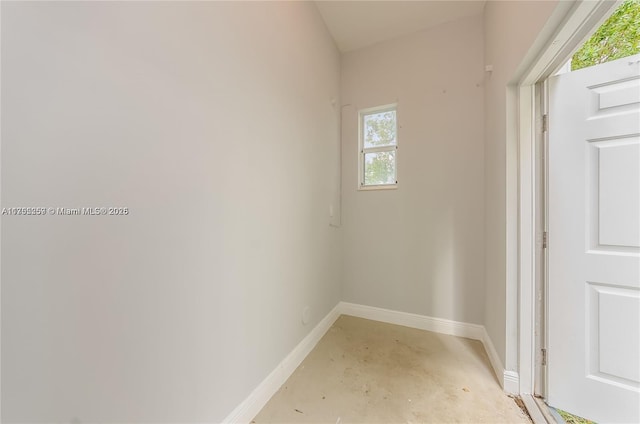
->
[[572, 0, 640, 71], [364, 151, 396, 186], [364, 111, 396, 148], [360, 107, 397, 187]]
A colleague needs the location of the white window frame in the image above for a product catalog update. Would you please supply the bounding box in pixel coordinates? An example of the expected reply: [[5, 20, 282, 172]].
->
[[358, 103, 398, 190]]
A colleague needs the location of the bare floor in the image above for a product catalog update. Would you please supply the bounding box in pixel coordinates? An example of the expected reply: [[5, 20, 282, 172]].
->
[[254, 315, 530, 423]]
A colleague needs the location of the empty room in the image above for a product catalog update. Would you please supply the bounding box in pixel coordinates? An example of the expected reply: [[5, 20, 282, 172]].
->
[[2, 0, 639, 423]]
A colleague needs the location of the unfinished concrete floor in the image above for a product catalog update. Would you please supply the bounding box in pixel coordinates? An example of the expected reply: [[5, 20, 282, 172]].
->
[[253, 315, 530, 423]]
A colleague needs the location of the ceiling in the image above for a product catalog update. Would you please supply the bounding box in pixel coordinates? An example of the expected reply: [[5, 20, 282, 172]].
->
[[315, 1, 486, 52]]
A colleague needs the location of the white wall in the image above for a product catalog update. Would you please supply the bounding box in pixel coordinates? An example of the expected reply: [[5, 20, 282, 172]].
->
[[483, 0, 559, 370], [340, 15, 486, 325], [1, 2, 341, 422]]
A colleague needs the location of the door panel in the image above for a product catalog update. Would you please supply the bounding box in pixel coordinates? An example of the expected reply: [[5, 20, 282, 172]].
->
[[597, 288, 640, 384], [548, 54, 640, 423], [598, 140, 640, 247]]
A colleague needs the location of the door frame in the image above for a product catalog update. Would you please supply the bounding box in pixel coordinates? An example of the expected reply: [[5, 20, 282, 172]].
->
[[512, 0, 620, 412]]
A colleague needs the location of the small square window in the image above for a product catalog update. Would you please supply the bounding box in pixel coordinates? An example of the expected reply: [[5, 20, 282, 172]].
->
[[359, 104, 398, 189]]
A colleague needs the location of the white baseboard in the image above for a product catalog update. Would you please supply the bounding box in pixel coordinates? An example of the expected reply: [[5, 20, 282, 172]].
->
[[480, 326, 505, 386], [223, 301, 517, 423], [222, 303, 342, 424], [339, 302, 485, 340], [503, 370, 520, 395], [480, 326, 520, 393]]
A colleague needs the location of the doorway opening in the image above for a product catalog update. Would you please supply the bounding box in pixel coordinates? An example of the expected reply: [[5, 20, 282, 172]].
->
[[516, 0, 640, 423]]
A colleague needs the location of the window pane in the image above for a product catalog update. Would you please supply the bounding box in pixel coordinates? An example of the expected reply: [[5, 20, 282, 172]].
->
[[364, 150, 396, 185], [363, 110, 396, 148]]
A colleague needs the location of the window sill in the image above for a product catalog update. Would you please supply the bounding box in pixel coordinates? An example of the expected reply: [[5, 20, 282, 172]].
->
[[358, 184, 398, 191]]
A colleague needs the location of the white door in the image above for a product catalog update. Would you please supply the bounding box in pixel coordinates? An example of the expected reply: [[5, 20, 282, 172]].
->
[[548, 54, 640, 423]]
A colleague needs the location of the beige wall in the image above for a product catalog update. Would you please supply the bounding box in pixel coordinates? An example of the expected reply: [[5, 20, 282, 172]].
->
[[483, 0, 560, 370], [341, 15, 486, 325], [1, 2, 341, 422]]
